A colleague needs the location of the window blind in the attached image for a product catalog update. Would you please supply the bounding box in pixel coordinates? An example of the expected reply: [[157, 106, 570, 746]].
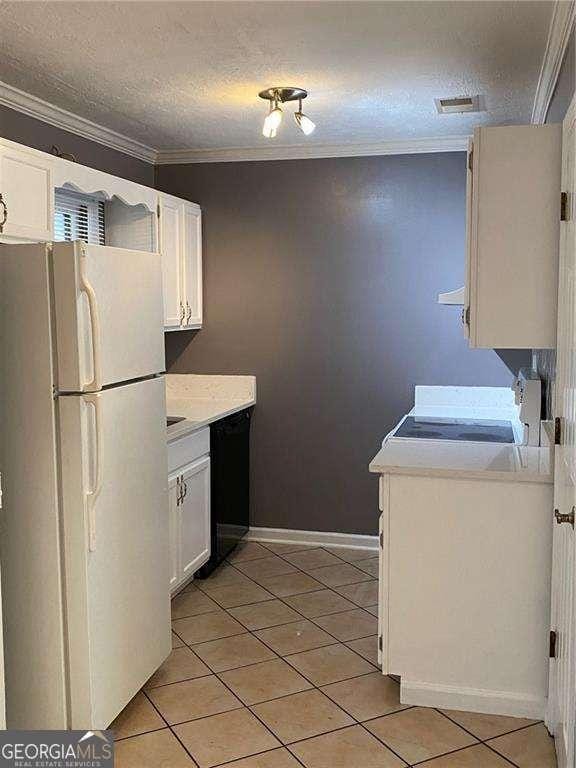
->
[[54, 188, 105, 246]]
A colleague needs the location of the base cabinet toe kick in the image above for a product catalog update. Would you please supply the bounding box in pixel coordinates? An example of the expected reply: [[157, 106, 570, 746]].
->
[[376, 473, 553, 719]]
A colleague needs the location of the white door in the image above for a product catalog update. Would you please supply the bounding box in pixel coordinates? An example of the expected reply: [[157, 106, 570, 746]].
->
[[180, 456, 211, 579], [182, 203, 203, 328], [168, 472, 181, 592], [51, 241, 165, 391], [58, 376, 171, 728], [0, 142, 53, 242], [548, 96, 576, 768], [159, 194, 184, 329]]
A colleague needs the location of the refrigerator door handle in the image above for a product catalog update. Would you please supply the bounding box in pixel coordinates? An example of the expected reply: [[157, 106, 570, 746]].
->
[[79, 252, 102, 392], [83, 393, 103, 552]]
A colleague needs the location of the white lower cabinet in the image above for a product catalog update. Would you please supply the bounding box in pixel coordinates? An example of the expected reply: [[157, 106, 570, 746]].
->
[[378, 472, 553, 718], [168, 428, 211, 594]]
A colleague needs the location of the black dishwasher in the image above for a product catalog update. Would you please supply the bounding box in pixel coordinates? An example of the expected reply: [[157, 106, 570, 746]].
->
[[197, 409, 251, 577]]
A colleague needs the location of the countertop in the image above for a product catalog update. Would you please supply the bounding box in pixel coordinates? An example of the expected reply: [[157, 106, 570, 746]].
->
[[166, 374, 256, 443], [369, 435, 553, 484]]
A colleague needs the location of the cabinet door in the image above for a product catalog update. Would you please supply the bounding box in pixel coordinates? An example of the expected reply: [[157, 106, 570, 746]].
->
[[168, 472, 181, 593], [159, 194, 184, 329], [180, 456, 211, 579], [182, 203, 203, 328], [0, 143, 53, 242]]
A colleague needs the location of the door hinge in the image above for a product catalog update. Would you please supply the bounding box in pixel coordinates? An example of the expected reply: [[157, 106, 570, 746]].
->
[[467, 149, 473, 172], [157, 202, 161, 219], [554, 417, 562, 445], [560, 191, 569, 222], [378, 635, 383, 651], [379, 531, 383, 548], [461, 306, 470, 327], [550, 630, 557, 659]]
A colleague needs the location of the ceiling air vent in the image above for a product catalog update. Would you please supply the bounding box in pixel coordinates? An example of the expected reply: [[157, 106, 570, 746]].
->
[[435, 95, 481, 114]]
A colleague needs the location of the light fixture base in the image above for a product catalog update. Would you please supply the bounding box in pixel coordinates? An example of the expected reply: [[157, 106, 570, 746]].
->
[[258, 87, 308, 103]]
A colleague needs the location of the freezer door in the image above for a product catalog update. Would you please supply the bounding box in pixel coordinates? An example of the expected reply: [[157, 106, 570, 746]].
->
[[58, 376, 170, 728], [52, 241, 165, 392]]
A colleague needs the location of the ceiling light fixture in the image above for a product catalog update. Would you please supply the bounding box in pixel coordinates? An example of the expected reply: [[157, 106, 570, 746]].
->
[[259, 87, 315, 138]]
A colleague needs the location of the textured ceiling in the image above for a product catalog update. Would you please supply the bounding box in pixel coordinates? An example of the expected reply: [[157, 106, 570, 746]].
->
[[0, 1, 553, 152]]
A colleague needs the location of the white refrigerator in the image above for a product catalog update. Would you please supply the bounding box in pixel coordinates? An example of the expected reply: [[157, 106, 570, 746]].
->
[[0, 240, 171, 729]]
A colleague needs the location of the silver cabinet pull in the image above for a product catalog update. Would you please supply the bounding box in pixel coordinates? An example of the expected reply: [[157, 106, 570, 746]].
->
[[0, 193, 7, 233], [554, 508, 575, 527], [182, 480, 188, 500], [176, 476, 181, 506], [186, 301, 192, 324], [179, 301, 185, 325]]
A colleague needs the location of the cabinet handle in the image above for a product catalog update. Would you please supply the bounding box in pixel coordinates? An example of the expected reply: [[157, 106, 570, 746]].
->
[[186, 301, 192, 324], [179, 301, 185, 325], [182, 480, 188, 500], [176, 476, 182, 506], [0, 193, 7, 233], [554, 508, 575, 527]]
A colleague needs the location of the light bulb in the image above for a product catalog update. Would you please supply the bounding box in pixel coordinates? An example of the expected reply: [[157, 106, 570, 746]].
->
[[294, 111, 315, 135], [262, 106, 283, 138]]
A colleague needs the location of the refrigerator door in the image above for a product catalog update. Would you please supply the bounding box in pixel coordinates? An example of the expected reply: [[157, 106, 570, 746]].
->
[[58, 376, 170, 728], [52, 241, 165, 392]]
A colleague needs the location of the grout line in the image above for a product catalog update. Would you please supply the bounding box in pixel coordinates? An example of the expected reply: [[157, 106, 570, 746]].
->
[[113, 725, 167, 743]]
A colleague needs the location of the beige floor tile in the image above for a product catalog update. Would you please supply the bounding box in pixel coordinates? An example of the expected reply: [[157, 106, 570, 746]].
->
[[440, 709, 538, 741], [145, 647, 211, 689], [417, 744, 516, 767], [174, 707, 280, 768], [313, 608, 378, 641], [261, 542, 318, 555], [220, 658, 312, 705], [227, 542, 272, 563], [488, 723, 556, 768], [256, 572, 324, 598], [193, 632, 277, 672], [234, 555, 298, 580], [345, 636, 380, 666], [172, 631, 185, 649], [321, 671, 407, 720], [196, 564, 253, 591], [219, 748, 302, 767], [289, 724, 406, 768], [114, 729, 195, 767], [171, 588, 220, 619], [284, 549, 343, 570], [324, 546, 380, 564], [207, 581, 275, 608], [355, 557, 380, 577], [228, 600, 303, 630], [147, 675, 241, 725], [110, 692, 165, 740], [334, 580, 379, 606], [365, 707, 477, 764], [255, 620, 336, 656], [284, 589, 356, 618], [285, 643, 376, 686], [251, 689, 354, 744], [305, 563, 372, 588], [172, 610, 246, 645]]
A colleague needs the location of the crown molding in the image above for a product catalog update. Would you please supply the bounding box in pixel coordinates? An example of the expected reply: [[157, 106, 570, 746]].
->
[[0, 80, 157, 164], [155, 135, 470, 165], [531, 0, 575, 124]]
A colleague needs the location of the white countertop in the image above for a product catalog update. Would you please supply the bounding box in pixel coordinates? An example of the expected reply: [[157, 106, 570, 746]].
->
[[369, 439, 552, 484], [166, 374, 256, 443]]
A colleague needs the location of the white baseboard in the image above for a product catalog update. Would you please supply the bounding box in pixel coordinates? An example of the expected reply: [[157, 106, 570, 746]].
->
[[246, 526, 378, 552], [401, 679, 546, 720]]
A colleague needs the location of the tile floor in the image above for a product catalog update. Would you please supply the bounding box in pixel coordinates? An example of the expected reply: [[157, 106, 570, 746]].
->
[[111, 541, 557, 768]]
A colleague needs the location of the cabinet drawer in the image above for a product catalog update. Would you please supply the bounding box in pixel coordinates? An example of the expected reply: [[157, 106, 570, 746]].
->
[[168, 427, 209, 472]]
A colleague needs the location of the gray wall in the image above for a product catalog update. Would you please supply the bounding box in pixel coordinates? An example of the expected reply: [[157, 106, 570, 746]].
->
[[0, 104, 154, 186], [158, 153, 528, 535]]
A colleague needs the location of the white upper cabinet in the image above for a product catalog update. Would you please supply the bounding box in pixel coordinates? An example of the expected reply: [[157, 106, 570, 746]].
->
[[464, 124, 562, 349], [0, 140, 53, 242], [158, 193, 203, 331]]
